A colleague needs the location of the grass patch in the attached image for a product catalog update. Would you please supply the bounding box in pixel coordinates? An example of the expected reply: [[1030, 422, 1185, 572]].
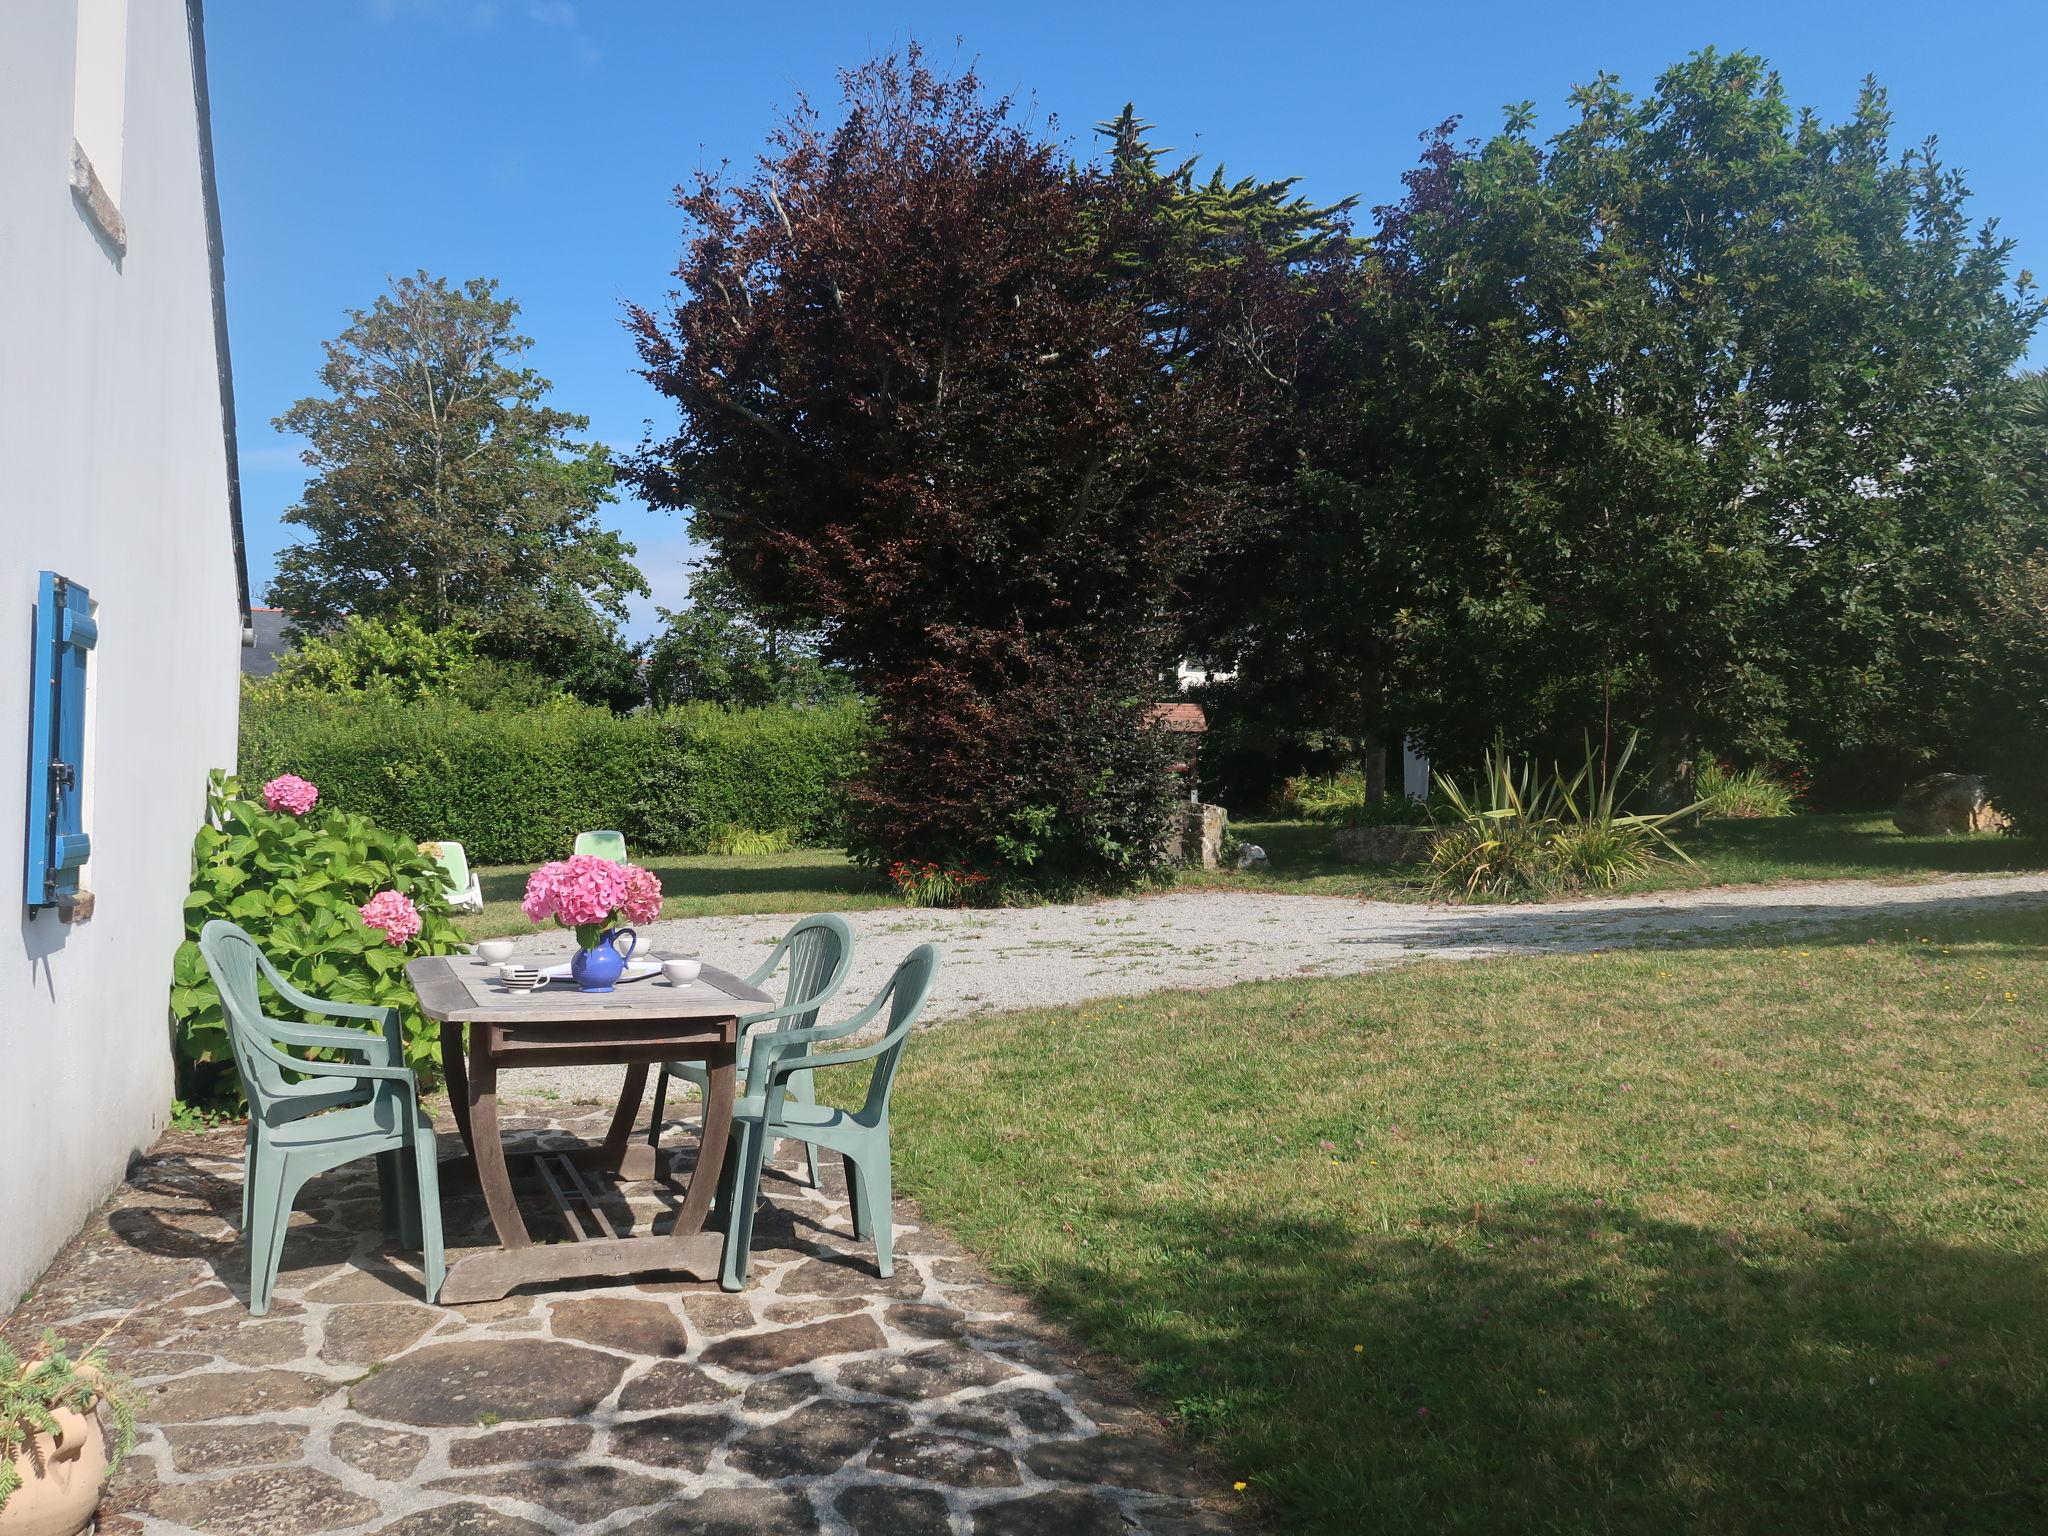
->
[[459, 846, 892, 940], [1192, 812, 2048, 902], [888, 909, 2048, 1532], [459, 813, 2048, 939]]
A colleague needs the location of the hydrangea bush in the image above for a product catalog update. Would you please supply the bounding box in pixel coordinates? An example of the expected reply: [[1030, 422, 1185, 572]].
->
[[522, 853, 663, 947], [170, 771, 465, 1108]]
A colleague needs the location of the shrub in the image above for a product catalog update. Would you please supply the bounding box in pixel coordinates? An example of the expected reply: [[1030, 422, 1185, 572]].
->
[[1427, 736, 1694, 900], [1426, 749, 1562, 900], [1967, 549, 2048, 833], [170, 772, 467, 1108], [1695, 758, 1804, 819], [886, 858, 994, 907], [847, 641, 1183, 900], [247, 614, 568, 712], [240, 696, 870, 865], [1340, 793, 1436, 828], [1281, 772, 1438, 827], [640, 703, 871, 857], [701, 826, 798, 856], [262, 614, 480, 700], [1280, 771, 1366, 821]]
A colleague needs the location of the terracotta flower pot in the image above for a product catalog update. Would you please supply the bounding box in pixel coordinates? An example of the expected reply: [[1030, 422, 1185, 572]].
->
[[0, 1408, 107, 1536]]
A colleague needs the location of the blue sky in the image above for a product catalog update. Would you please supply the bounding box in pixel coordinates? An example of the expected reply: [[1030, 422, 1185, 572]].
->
[[207, 0, 2048, 639]]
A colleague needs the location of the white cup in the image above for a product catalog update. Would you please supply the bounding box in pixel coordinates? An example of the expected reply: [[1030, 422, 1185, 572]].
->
[[661, 958, 702, 987], [476, 940, 517, 965]]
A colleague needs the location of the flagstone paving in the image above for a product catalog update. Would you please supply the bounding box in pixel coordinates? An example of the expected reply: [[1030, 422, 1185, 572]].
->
[[6, 1109, 1237, 1536]]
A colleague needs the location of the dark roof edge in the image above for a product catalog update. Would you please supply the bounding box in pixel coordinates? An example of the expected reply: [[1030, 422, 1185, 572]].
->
[[186, 0, 251, 626]]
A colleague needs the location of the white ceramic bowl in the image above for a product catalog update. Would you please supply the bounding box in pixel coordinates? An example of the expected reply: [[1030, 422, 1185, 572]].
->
[[476, 939, 517, 965], [661, 958, 703, 987]]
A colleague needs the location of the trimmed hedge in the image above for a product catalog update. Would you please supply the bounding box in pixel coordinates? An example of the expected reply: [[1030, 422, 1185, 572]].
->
[[240, 696, 870, 865]]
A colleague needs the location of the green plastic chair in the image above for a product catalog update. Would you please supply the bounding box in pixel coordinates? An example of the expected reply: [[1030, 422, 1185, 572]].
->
[[423, 840, 483, 913], [573, 830, 629, 863], [646, 913, 855, 1191], [719, 943, 940, 1291], [198, 920, 444, 1315]]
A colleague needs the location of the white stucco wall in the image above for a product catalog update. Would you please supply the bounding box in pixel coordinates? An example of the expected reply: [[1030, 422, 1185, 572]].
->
[[0, 1, 244, 1305]]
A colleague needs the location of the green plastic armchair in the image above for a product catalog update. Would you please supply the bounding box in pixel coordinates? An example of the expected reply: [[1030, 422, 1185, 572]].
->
[[424, 839, 483, 913], [573, 830, 629, 863], [718, 942, 940, 1291], [198, 920, 444, 1315], [646, 912, 854, 1189]]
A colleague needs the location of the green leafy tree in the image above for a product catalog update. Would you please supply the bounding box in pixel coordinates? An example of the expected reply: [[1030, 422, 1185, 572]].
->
[[626, 52, 1342, 894], [1095, 105, 1357, 274], [1094, 110, 1383, 804], [268, 272, 647, 697], [470, 586, 645, 712], [1964, 373, 2048, 826], [2006, 370, 2048, 494], [646, 566, 853, 708], [1233, 53, 2041, 802]]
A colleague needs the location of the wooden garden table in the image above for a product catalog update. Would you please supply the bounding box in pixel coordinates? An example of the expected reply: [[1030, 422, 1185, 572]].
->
[[406, 953, 773, 1304]]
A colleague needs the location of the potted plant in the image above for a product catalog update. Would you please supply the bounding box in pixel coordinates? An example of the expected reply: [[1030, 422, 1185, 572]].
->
[[0, 1330, 139, 1536], [520, 854, 665, 992]]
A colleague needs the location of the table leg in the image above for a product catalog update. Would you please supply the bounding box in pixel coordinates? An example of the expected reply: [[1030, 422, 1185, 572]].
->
[[441, 1039, 731, 1305], [467, 1029, 530, 1249], [603, 1064, 659, 1183], [440, 1019, 473, 1157], [673, 1039, 736, 1237]]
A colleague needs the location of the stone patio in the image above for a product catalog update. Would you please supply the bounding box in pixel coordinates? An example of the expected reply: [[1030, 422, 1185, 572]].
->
[[5, 1107, 1238, 1536]]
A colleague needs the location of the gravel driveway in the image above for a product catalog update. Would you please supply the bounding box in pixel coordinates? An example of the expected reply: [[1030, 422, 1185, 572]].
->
[[502, 872, 2048, 1102]]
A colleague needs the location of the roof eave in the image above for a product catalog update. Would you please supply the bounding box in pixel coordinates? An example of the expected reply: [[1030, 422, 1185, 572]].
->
[[185, 0, 251, 632]]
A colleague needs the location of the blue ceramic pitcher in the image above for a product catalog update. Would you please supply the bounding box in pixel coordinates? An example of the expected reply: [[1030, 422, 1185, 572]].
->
[[570, 928, 638, 993]]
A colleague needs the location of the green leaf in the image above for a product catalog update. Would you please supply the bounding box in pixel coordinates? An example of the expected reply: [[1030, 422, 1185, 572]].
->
[[227, 890, 270, 921], [173, 939, 206, 982]]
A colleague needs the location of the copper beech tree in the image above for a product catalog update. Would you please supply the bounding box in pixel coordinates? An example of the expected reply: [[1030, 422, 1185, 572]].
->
[[627, 52, 1343, 893]]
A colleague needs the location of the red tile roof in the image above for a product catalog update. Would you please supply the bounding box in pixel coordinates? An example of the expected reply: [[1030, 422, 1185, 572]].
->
[[1144, 702, 1207, 733]]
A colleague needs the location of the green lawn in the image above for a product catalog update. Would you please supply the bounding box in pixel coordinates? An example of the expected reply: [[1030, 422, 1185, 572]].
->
[[1188, 811, 2048, 902], [459, 813, 2048, 940], [886, 909, 2048, 1533], [458, 845, 893, 940]]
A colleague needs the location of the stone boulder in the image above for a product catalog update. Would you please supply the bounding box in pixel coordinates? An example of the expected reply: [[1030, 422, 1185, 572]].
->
[[1332, 825, 1436, 866], [1159, 803, 1228, 869], [1893, 773, 2007, 836]]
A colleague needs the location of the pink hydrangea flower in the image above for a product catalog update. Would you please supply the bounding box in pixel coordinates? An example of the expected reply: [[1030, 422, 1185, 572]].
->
[[522, 856, 662, 932], [622, 864, 663, 925], [359, 889, 422, 946], [261, 774, 319, 816], [520, 864, 560, 926], [522, 855, 626, 927], [520, 865, 556, 926]]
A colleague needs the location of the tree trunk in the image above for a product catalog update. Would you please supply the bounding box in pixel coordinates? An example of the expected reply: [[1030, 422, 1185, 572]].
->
[[1646, 733, 1698, 815], [1362, 736, 1388, 802]]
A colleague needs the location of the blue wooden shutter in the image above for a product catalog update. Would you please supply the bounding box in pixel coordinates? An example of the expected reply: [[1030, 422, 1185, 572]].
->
[[24, 572, 95, 910]]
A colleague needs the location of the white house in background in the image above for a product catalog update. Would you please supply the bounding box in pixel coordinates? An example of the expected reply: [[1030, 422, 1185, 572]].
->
[[0, 0, 249, 1305]]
